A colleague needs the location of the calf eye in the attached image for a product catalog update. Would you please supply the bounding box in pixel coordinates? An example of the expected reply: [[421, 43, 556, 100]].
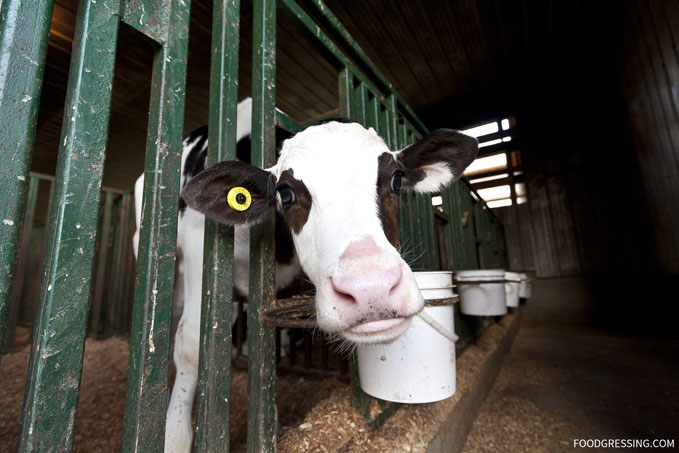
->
[[390, 172, 403, 193], [277, 186, 296, 207]]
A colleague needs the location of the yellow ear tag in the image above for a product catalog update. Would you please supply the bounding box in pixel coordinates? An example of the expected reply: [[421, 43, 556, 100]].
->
[[227, 186, 252, 211]]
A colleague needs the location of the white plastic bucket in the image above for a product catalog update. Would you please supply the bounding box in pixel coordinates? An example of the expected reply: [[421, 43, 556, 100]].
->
[[505, 271, 521, 307], [357, 304, 457, 403], [413, 271, 455, 300], [519, 273, 532, 299], [456, 269, 507, 316]]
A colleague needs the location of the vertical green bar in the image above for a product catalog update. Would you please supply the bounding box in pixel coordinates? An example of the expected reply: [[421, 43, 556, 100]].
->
[[90, 191, 114, 337], [108, 193, 123, 331], [422, 193, 437, 270], [0, 0, 55, 353], [398, 123, 414, 259], [353, 82, 367, 125], [378, 104, 390, 145], [365, 94, 377, 129], [388, 95, 398, 149], [193, 0, 239, 450], [122, 0, 191, 449], [2, 174, 40, 351], [17, 0, 121, 447], [248, 0, 277, 451], [338, 68, 352, 119]]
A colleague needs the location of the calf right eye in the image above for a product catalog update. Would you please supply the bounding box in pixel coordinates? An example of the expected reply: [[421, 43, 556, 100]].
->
[[390, 172, 403, 193], [277, 186, 296, 207]]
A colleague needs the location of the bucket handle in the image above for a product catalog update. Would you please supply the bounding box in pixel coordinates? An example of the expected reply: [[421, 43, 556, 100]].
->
[[417, 311, 459, 343]]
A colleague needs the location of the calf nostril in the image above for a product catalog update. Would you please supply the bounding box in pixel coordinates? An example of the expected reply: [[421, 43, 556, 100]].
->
[[388, 265, 403, 296], [330, 277, 357, 304]]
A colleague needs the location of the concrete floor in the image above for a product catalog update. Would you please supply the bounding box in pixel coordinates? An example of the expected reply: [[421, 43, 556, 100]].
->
[[462, 276, 679, 453]]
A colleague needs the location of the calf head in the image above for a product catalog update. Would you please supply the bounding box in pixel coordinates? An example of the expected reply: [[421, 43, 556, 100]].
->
[[183, 122, 477, 344]]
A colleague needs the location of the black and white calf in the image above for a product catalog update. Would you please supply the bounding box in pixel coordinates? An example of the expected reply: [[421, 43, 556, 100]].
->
[[134, 98, 478, 452]]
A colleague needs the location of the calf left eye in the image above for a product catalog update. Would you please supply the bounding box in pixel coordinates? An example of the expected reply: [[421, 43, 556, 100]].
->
[[277, 186, 296, 207], [390, 172, 403, 193]]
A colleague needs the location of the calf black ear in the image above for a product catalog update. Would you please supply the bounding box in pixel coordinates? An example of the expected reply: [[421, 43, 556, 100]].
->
[[182, 160, 275, 225], [398, 129, 478, 193]]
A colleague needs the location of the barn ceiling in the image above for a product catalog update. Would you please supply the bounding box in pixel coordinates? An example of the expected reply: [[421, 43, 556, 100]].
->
[[31, 0, 590, 190]]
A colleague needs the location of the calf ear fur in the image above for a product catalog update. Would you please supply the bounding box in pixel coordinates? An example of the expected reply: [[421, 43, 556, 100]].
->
[[398, 129, 478, 193], [182, 160, 275, 225]]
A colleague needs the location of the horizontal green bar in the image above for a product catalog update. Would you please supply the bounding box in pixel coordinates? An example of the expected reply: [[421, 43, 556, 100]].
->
[[276, 109, 304, 133], [121, 0, 168, 45]]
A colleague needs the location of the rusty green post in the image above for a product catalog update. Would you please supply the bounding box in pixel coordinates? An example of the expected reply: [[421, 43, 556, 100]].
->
[[193, 0, 240, 450], [122, 0, 191, 449], [0, 0, 55, 355], [2, 173, 39, 352], [247, 0, 278, 451], [16, 0, 122, 446], [338, 68, 352, 119]]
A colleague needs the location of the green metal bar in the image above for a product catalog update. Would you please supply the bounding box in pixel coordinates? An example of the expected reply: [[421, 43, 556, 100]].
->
[[473, 203, 485, 268], [90, 191, 114, 337], [122, 0, 191, 448], [122, 0, 168, 45], [388, 95, 399, 150], [365, 94, 377, 129], [2, 174, 40, 352], [338, 68, 352, 119], [378, 103, 389, 144], [247, 0, 277, 451], [463, 190, 480, 270], [122, 193, 136, 332], [421, 193, 438, 270], [398, 123, 414, 258], [193, 0, 240, 450], [0, 0, 55, 354], [17, 0, 122, 445], [411, 194, 425, 270], [353, 82, 368, 125], [442, 184, 462, 269], [276, 110, 304, 133], [107, 193, 129, 334]]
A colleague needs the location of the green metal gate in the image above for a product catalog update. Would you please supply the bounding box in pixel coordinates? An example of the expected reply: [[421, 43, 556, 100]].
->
[[0, 0, 508, 450]]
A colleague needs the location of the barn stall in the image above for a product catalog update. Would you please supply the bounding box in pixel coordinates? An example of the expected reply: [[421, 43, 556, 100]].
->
[[1, 0, 678, 451]]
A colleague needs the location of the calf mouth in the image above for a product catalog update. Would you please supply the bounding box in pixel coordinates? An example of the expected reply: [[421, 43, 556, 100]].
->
[[342, 316, 412, 344]]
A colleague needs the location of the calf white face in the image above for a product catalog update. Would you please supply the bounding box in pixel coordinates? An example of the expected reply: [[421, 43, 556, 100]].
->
[[183, 121, 477, 344]]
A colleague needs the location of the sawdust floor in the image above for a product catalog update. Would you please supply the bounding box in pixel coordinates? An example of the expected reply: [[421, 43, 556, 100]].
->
[[0, 330, 342, 452], [462, 276, 679, 453], [1, 311, 520, 453]]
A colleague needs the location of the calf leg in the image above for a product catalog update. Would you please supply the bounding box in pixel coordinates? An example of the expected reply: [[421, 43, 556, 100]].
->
[[165, 212, 204, 452], [165, 313, 200, 452]]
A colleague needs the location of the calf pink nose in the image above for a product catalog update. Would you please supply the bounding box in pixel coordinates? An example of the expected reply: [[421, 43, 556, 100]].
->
[[330, 262, 403, 310]]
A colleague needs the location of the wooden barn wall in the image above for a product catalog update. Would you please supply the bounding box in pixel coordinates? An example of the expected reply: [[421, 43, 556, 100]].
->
[[488, 1, 678, 279], [495, 205, 534, 273], [619, 0, 679, 274]]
